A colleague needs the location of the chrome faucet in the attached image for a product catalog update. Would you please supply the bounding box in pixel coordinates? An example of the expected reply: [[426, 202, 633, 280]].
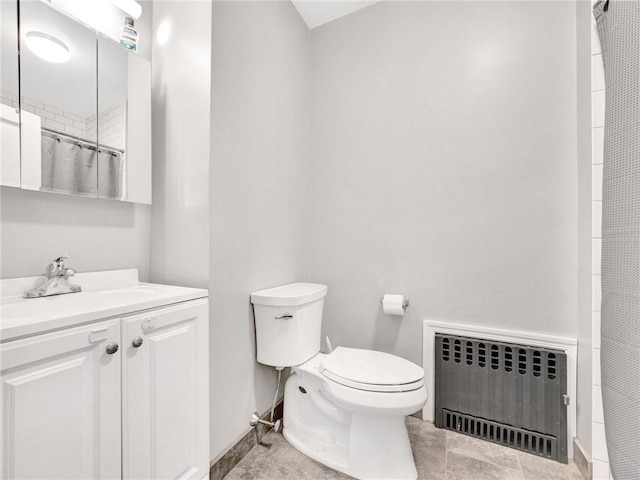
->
[[24, 255, 82, 298]]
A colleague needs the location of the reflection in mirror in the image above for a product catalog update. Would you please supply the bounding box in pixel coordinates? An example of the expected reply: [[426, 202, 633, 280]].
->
[[98, 33, 152, 204], [19, 0, 98, 197], [0, 0, 20, 188], [98, 33, 127, 200]]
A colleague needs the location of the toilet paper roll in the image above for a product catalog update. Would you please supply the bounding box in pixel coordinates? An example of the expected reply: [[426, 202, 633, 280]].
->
[[382, 294, 406, 316]]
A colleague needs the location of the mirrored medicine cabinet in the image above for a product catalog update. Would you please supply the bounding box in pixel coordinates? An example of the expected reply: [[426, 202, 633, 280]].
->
[[0, 0, 152, 204]]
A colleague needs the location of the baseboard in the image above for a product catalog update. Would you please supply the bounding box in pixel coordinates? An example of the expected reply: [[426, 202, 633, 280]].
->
[[573, 437, 593, 480], [209, 400, 284, 480]]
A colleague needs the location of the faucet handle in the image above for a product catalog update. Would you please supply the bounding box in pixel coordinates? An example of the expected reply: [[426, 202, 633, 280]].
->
[[63, 268, 76, 279], [45, 255, 70, 278], [55, 255, 70, 266]]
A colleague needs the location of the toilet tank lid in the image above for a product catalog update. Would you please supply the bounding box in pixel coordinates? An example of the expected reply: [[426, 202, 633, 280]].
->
[[250, 283, 327, 306]]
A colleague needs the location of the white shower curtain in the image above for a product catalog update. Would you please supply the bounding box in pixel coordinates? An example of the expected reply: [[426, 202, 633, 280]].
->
[[41, 132, 98, 197], [593, 1, 640, 479], [40, 131, 126, 199], [98, 149, 126, 200]]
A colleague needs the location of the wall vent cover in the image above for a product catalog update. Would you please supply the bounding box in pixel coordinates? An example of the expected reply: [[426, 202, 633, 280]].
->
[[435, 334, 568, 463], [443, 409, 558, 459]]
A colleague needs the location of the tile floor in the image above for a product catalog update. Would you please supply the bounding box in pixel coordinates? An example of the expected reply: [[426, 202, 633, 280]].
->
[[223, 417, 584, 480]]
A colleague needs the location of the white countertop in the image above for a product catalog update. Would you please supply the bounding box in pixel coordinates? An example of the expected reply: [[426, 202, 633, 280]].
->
[[0, 269, 208, 342]]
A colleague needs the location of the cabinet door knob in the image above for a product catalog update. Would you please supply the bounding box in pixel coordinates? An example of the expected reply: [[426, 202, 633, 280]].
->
[[106, 343, 119, 355], [132, 336, 144, 348]]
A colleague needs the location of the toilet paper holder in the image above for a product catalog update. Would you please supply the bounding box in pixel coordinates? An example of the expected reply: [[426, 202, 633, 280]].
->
[[379, 296, 410, 309]]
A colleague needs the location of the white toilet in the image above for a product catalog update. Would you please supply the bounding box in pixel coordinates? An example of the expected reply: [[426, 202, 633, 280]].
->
[[251, 283, 427, 480]]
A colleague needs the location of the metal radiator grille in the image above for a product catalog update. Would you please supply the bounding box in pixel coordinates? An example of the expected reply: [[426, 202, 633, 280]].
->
[[443, 409, 558, 460], [435, 334, 568, 463]]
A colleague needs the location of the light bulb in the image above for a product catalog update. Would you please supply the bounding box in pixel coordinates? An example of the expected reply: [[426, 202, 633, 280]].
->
[[25, 32, 70, 64]]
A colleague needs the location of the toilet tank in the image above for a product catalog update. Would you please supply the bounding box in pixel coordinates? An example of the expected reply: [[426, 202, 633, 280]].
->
[[250, 283, 327, 368]]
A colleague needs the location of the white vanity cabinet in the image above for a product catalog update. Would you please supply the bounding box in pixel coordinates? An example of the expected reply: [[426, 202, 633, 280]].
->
[[122, 299, 209, 480], [0, 280, 209, 480], [0, 319, 122, 480]]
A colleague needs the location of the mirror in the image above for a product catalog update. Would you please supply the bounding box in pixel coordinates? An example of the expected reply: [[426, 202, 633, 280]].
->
[[19, 0, 98, 197], [1, 0, 152, 204], [0, 0, 20, 188], [98, 33, 151, 203]]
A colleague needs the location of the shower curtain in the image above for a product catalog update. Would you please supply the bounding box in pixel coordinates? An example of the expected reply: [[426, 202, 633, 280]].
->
[[41, 132, 98, 197], [40, 131, 126, 199], [593, 1, 640, 479], [98, 149, 126, 200]]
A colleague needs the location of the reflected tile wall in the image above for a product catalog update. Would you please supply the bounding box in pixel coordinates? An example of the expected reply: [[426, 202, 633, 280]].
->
[[590, 14, 610, 480]]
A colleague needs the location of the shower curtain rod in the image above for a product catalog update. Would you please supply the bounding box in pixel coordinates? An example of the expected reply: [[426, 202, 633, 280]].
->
[[41, 127, 125, 155]]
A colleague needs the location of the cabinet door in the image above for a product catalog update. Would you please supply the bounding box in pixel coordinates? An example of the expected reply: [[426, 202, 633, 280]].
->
[[122, 299, 209, 480], [0, 319, 121, 480]]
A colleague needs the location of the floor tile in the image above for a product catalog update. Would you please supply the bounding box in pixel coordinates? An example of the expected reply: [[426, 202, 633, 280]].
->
[[446, 431, 520, 471], [445, 451, 524, 480], [407, 417, 447, 479], [517, 451, 584, 480], [407, 416, 448, 448], [223, 454, 291, 480], [229, 461, 291, 480], [290, 455, 353, 479], [223, 418, 581, 480], [224, 433, 304, 480]]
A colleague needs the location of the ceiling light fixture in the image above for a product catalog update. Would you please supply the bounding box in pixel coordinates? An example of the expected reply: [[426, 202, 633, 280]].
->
[[110, 0, 142, 20], [25, 32, 70, 64]]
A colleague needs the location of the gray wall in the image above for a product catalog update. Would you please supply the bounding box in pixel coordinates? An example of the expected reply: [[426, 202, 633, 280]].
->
[[209, 1, 310, 460], [307, 1, 580, 366], [0, 187, 150, 279], [149, 1, 211, 289]]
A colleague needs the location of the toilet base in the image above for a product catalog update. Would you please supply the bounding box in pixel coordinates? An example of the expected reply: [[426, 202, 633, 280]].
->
[[282, 369, 420, 480], [283, 427, 349, 475]]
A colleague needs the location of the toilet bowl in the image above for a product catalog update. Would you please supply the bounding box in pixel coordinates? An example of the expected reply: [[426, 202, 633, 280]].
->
[[283, 348, 427, 480], [250, 283, 427, 480]]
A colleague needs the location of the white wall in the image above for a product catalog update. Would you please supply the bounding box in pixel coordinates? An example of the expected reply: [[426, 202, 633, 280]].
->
[[0, 186, 150, 279], [307, 1, 580, 365], [208, 0, 310, 460], [149, 1, 211, 289]]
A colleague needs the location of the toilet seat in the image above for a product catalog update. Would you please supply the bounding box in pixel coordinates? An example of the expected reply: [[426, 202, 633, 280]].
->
[[321, 347, 425, 393]]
